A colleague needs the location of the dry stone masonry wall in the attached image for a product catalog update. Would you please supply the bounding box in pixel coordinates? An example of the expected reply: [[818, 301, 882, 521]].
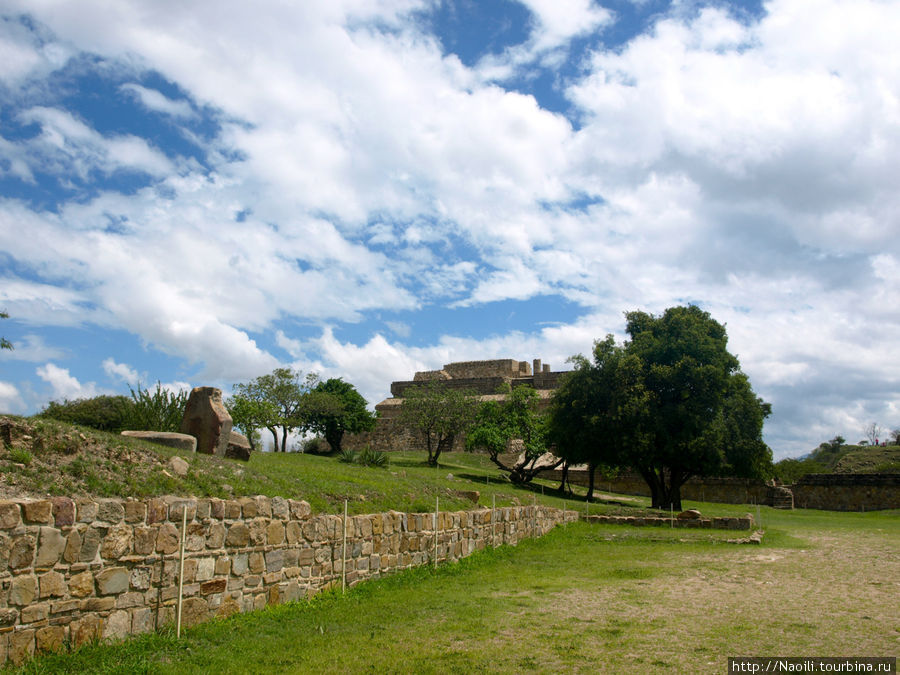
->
[[0, 495, 576, 667]]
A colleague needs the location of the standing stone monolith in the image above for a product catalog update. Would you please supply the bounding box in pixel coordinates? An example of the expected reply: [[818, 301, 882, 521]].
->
[[180, 387, 232, 456]]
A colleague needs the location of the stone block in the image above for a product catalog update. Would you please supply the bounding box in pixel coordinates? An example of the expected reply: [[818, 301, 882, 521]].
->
[[9, 575, 37, 605], [133, 526, 157, 556], [101, 524, 133, 560], [8, 629, 34, 667], [75, 498, 98, 523], [265, 549, 284, 572], [130, 566, 151, 591], [185, 523, 206, 551], [196, 557, 215, 581], [115, 592, 145, 609], [131, 607, 153, 634], [238, 497, 257, 518], [289, 500, 311, 520], [70, 615, 103, 647], [0, 608, 18, 628], [20, 603, 48, 623], [79, 527, 101, 562], [207, 522, 226, 549], [209, 499, 225, 520], [96, 567, 129, 595], [63, 529, 81, 563], [224, 500, 241, 519], [254, 496, 272, 518], [201, 578, 227, 595], [39, 571, 66, 598], [50, 599, 80, 613], [180, 596, 209, 627], [50, 497, 75, 528], [225, 523, 249, 547], [266, 520, 285, 545], [124, 500, 147, 524], [248, 551, 265, 574], [215, 556, 230, 576], [231, 553, 248, 575], [180, 387, 232, 456], [23, 500, 52, 524], [97, 499, 125, 524], [225, 430, 252, 461], [146, 498, 168, 524], [121, 430, 197, 453], [68, 570, 94, 598], [0, 501, 21, 529], [82, 597, 116, 612], [285, 521, 302, 545], [271, 496, 289, 520], [156, 523, 180, 554], [35, 625, 65, 654]]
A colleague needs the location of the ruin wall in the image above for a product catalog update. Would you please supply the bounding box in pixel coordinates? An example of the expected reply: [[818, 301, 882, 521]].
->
[[0, 495, 575, 667], [791, 473, 900, 511]]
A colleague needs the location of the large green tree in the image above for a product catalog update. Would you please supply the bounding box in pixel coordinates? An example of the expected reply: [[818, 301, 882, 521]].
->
[[232, 368, 317, 452], [398, 382, 477, 466], [622, 305, 772, 510], [302, 378, 376, 453], [547, 336, 649, 500], [467, 384, 562, 484]]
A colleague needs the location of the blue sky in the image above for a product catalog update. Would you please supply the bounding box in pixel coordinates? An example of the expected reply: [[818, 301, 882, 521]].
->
[[1, 0, 899, 458]]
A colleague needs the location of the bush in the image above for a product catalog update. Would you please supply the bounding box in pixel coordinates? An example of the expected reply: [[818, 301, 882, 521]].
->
[[338, 449, 358, 464], [358, 448, 387, 467], [40, 395, 133, 432], [122, 382, 188, 432], [302, 436, 332, 455]]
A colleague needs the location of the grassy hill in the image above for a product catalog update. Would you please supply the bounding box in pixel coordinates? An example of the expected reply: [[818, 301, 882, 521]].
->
[[833, 444, 900, 473], [0, 415, 657, 518]]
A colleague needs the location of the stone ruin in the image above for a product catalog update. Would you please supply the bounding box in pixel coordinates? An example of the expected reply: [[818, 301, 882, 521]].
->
[[344, 358, 566, 453]]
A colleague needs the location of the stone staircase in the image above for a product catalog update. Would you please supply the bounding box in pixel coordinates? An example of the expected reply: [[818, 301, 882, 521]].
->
[[768, 485, 794, 509]]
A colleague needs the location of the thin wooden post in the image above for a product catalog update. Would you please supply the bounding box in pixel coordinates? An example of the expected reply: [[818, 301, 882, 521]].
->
[[342, 500, 348, 594], [434, 497, 439, 569], [176, 506, 187, 638], [492, 494, 496, 547]]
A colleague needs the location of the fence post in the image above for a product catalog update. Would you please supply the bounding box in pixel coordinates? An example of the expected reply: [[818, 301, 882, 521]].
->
[[176, 506, 187, 638], [342, 499, 348, 594], [434, 497, 439, 569]]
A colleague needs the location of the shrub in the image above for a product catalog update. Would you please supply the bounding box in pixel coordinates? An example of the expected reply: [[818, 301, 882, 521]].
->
[[338, 449, 358, 464], [123, 382, 188, 432], [302, 436, 332, 455], [358, 448, 387, 468], [9, 447, 32, 466], [40, 395, 133, 432]]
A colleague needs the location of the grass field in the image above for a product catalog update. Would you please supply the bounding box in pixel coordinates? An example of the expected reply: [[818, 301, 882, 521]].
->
[[10, 505, 898, 674]]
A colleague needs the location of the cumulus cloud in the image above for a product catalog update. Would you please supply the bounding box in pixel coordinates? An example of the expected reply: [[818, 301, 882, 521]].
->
[[36, 363, 101, 401], [101, 357, 140, 384], [120, 83, 194, 118], [0, 381, 25, 413]]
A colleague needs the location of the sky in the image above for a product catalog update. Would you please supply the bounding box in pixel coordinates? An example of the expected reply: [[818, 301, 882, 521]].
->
[[1, 0, 898, 459]]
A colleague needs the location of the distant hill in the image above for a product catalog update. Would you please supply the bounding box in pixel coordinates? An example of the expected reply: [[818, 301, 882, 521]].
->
[[833, 445, 900, 474], [774, 442, 900, 483]]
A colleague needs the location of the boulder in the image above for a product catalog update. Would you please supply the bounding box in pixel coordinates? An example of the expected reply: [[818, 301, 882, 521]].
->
[[225, 430, 252, 461], [677, 509, 702, 520], [180, 387, 232, 456], [169, 456, 190, 476], [121, 431, 197, 452]]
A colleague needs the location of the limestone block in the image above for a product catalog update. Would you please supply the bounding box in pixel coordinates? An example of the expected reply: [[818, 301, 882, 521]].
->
[[224, 500, 241, 519], [75, 498, 98, 523], [225, 431, 252, 461], [156, 523, 180, 554], [101, 524, 133, 560], [185, 523, 206, 551], [8, 629, 34, 667], [677, 509, 702, 520], [39, 570, 66, 598], [96, 567, 129, 595], [0, 500, 21, 529], [209, 499, 225, 520], [201, 579, 226, 595], [215, 556, 230, 576], [194, 557, 214, 582], [238, 497, 257, 519], [266, 520, 285, 545], [217, 594, 241, 618], [130, 566, 151, 591], [133, 526, 157, 556], [168, 498, 196, 522], [207, 522, 226, 549], [68, 570, 94, 598], [115, 592, 144, 609], [248, 551, 265, 574], [9, 535, 35, 569], [271, 496, 289, 520], [0, 608, 18, 628], [180, 387, 232, 456], [121, 430, 197, 453], [169, 456, 190, 476], [35, 625, 65, 654], [146, 498, 168, 524], [124, 500, 147, 524], [180, 596, 209, 627], [231, 553, 248, 575], [20, 603, 48, 623], [225, 523, 250, 547], [50, 497, 75, 527], [289, 500, 311, 520], [97, 499, 125, 524], [255, 496, 272, 518], [248, 519, 266, 546], [181, 559, 198, 583], [82, 596, 115, 611], [9, 575, 37, 605], [70, 615, 103, 647], [265, 549, 284, 573], [285, 521, 302, 545], [22, 500, 52, 524], [131, 607, 153, 634]]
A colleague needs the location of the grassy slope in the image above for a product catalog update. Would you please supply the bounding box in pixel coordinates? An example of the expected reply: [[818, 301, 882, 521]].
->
[[833, 445, 900, 473], [10, 506, 898, 675]]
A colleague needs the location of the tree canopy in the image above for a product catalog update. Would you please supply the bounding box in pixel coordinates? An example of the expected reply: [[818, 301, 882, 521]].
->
[[302, 378, 376, 453], [398, 382, 477, 466], [548, 306, 772, 510], [231, 368, 318, 452], [467, 384, 561, 484]]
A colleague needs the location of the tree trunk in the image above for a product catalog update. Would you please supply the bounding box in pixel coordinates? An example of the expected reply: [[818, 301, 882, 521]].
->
[[586, 461, 596, 502], [558, 460, 569, 493], [268, 427, 279, 453], [325, 427, 343, 454], [639, 467, 686, 511], [432, 434, 454, 466]]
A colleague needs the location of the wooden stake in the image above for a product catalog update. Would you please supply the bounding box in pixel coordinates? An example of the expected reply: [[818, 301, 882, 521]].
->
[[176, 505, 187, 639], [342, 500, 348, 594]]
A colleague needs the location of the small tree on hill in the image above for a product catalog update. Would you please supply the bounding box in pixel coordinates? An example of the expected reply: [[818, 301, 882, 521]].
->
[[468, 384, 562, 484], [233, 368, 318, 452], [301, 378, 376, 454], [398, 382, 477, 466]]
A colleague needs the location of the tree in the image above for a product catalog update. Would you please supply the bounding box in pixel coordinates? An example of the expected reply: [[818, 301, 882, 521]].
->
[[1, 311, 12, 351], [864, 422, 882, 445], [232, 368, 317, 452], [301, 378, 376, 454], [228, 391, 279, 453], [622, 306, 772, 510], [122, 381, 189, 432], [547, 336, 650, 500], [467, 384, 562, 484], [40, 395, 133, 432], [891, 429, 900, 446], [398, 382, 477, 466]]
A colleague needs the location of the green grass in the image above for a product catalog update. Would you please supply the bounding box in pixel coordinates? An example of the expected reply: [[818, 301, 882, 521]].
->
[[12, 507, 898, 674]]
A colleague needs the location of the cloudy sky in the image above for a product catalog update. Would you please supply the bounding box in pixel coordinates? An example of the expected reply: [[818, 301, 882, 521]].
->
[[1, 0, 898, 458]]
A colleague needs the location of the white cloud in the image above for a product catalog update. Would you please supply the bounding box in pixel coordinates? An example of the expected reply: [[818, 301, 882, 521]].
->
[[0, 334, 66, 362], [0, 381, 26, 413], [101, 357, 140, 384], [36, 363, 101, 401], [120, 83, 194, 118]]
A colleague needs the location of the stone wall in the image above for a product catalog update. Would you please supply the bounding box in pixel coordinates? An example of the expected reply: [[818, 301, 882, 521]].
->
[[0, 495, 575, 667], [791, 473, 900, 511]]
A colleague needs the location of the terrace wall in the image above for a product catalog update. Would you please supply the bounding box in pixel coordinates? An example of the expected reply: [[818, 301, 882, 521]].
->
[[0, 496, 576, 667]]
